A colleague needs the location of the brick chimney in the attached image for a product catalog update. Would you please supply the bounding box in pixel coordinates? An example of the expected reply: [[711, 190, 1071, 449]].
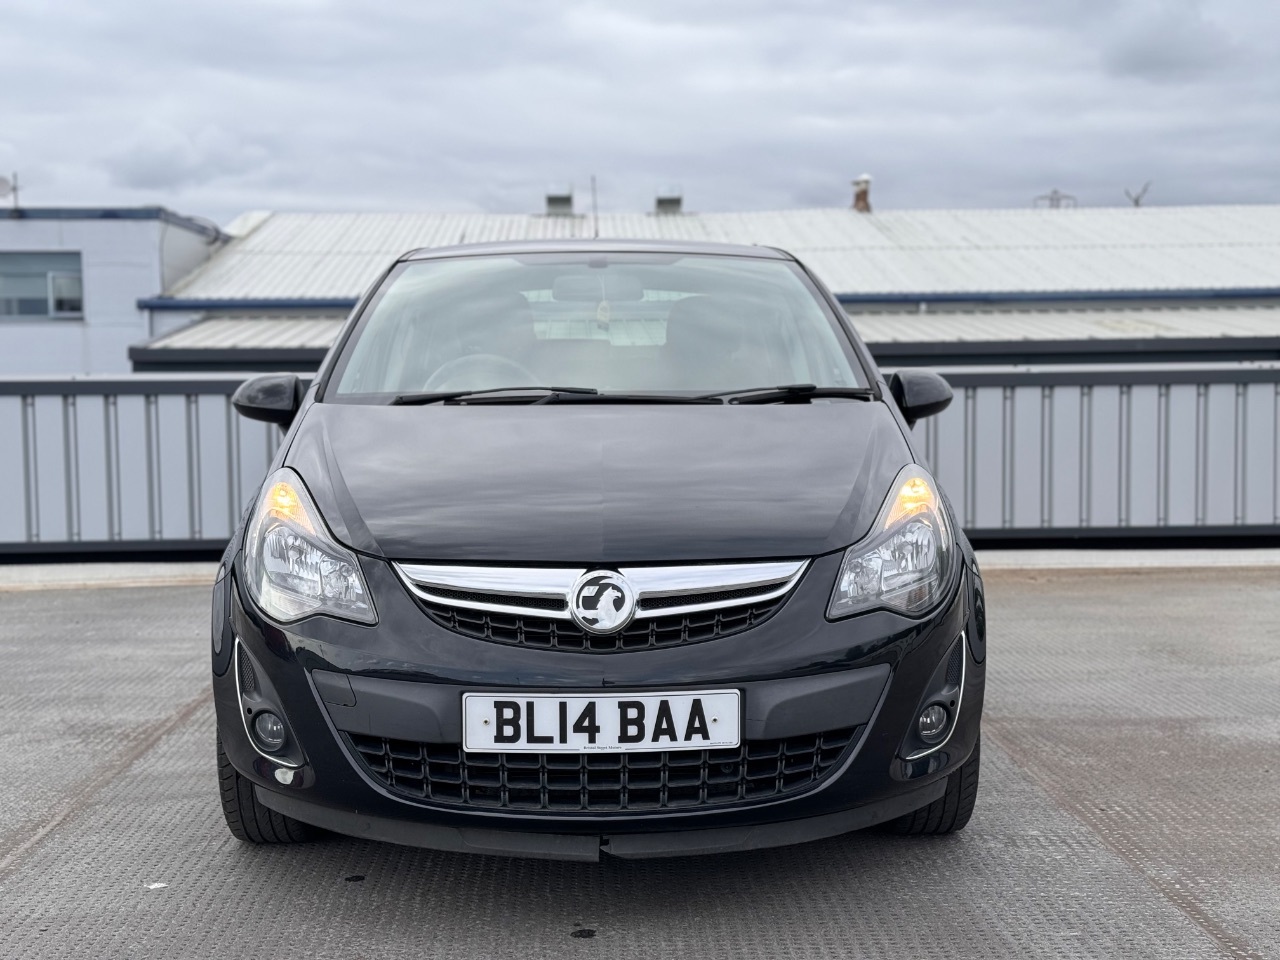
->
[[852, 174, 872, 213]]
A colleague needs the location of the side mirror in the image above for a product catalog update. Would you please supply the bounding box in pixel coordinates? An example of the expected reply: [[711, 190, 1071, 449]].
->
[[888, 369, 953, 429], [232, 374, 303, 427]]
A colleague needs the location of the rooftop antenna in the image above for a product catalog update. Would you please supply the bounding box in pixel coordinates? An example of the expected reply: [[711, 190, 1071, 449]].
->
[[1034, 188, 1077, 209], [1124, 181, 1152, 207], [0, 173, 18, 210], [590, 174, 599, 239]]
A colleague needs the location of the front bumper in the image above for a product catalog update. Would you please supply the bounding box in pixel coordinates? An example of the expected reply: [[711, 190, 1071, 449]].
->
[[254, 776, 947, 861], [214, 550, 986, 859]]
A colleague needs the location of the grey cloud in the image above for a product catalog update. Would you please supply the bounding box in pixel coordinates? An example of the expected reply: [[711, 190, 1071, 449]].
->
[[104, 123, 274, 191], [0, 0, 1276, 222], [1100, 0, 1237, 81]]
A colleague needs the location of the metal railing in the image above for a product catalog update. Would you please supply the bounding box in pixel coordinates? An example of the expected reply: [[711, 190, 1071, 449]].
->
[[913, 363, 1280, 540], [1, 377, 281, 552], [2, 363, 1278, 555]]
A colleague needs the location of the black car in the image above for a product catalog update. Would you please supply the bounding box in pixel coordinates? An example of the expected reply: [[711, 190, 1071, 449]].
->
[[213, 239, 985, 860]]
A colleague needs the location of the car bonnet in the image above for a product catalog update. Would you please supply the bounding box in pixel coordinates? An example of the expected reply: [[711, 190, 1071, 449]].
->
[[284, 401, 912, 564]]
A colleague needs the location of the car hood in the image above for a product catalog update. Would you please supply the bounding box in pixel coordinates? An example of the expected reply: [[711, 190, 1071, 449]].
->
[[285, 401, 913, 564]]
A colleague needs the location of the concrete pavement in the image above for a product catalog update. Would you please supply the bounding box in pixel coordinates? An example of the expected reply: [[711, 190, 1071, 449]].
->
[[0, 565, 1277, 958]]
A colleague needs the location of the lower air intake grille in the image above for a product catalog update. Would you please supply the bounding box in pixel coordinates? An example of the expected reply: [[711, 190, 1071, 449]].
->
[[421, 598, 785, 652], [345, 727, 861, 813], [945, 640, 964, 685], [237, 648, 258, 695]]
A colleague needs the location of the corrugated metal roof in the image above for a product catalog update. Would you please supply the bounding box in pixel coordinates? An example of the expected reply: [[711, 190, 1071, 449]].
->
[[852, 303, 1280, 343], [145, 316, 344, 350], [142, 302, 1280, 356], [165, 204, 1280, 302]]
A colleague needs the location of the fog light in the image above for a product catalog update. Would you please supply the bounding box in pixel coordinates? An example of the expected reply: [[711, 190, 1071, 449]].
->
[[253, 711, 287, 752], [917, 704, 949, 743]]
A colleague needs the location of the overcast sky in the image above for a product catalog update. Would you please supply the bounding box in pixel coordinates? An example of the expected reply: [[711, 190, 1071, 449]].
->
[[1, 0, 1276, 224]]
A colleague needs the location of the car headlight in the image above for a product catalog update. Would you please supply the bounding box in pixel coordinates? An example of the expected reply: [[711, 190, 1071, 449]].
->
[[828, 464, 955, 619], [244, 468, 376, 624]]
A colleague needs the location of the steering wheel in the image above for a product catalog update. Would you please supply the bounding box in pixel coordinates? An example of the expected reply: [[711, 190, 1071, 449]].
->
[[422, 354, 539, 392]]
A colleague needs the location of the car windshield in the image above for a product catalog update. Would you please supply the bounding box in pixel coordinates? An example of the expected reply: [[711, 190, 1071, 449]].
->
[[329, 251, 867, 400]]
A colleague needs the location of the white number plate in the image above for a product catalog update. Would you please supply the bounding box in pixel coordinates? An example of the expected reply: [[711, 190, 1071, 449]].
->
[[462, 690, 741, 753]]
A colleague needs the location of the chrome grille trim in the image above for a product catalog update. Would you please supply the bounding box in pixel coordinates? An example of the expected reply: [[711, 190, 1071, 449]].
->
[[395, 564, 574, 618], [394, 560, 808, 620]]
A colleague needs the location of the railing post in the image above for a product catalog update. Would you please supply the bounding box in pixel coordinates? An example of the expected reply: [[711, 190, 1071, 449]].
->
[[1233, 383, 1247, 526], [1039, 386, 1053, 528], [185, 394, 202, 540], [225, 395, 241, 538], [62, 394, 81, 542], [1001, 385, 1015, 529], [1194, 384, 1208, 526], [962, 386, 976, 528], [103, 395, 122, 541], [1118, 384, 1131, 528], [1157, 384, 1170, 527], [21, 394, 39, 543], [1078, 385, 1093, 527], [144, 393, 162, 540]]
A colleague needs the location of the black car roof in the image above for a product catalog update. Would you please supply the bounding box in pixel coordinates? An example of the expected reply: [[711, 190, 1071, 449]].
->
[[399, 238, 794, 262]]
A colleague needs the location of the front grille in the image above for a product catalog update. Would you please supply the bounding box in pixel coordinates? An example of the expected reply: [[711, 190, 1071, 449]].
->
[[421, 596, 786, 652], [397, 559, 809, 653], [345, 727, 861, 813]]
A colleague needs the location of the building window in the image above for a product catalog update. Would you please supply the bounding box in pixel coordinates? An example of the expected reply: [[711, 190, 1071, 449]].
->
[[0, 252, 84, 318], [49, 271, 84, 315]]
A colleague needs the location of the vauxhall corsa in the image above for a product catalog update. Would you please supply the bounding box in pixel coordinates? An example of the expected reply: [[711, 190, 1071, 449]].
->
[[213, 240, 986, 860]]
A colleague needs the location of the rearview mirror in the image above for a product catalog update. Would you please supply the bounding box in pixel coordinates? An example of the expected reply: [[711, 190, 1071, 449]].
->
[[232, 374, 303, 427], [551, 273, 645, 301], [887, 369, 953, 429]]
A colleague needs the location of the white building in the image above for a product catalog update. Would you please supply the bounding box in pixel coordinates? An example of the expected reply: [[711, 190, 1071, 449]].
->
[[0, 207, 224, 374]]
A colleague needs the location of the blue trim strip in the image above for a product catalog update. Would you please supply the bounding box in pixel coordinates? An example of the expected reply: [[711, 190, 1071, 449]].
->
[[142, 289, 1280, 312], [836, 287, 1280, 305], [138, 297, 358, 311]]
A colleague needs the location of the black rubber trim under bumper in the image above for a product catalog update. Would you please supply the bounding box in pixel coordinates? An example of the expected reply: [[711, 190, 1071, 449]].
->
[[254, 778, 945, 862]]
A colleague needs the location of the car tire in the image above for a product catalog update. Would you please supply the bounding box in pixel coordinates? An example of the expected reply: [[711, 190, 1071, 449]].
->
[[887, 736, 980, 835], [218, 734, 313, 844]]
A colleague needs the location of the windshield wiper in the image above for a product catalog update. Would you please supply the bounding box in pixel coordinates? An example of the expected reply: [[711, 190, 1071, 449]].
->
[[390, 386, 599, 405], [541, 392, 723, 405], [392, 387, 724, 406], [701, 384, 878, 405]]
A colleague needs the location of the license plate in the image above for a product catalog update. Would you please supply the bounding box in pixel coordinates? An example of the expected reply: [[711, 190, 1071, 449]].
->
[[462, 690, 741, 753]]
